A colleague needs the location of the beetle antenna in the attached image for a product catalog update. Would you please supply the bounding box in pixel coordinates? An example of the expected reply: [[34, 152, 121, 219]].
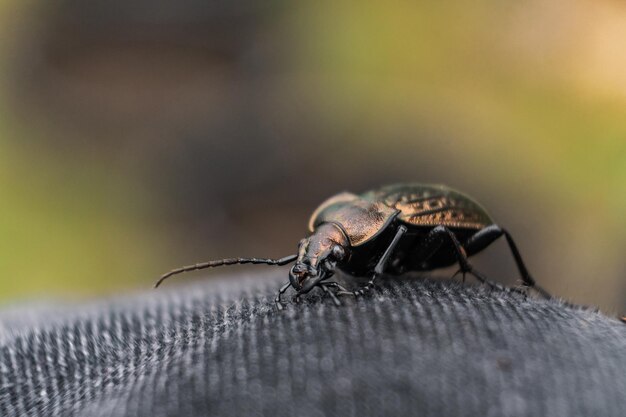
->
[[154, 254, 298, 288]]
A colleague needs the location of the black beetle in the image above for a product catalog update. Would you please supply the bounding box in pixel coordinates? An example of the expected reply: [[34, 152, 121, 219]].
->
[[155, 183, 551, 308]]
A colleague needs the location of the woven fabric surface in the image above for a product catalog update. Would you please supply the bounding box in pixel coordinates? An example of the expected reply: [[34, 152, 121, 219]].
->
[[0, 272, 624, 417]]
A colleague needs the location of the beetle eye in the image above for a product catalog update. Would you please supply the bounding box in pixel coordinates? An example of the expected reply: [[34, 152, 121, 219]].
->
[[331, 245, 345, 260]]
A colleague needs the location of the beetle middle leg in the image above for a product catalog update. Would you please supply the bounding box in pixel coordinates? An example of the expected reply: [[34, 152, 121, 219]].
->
[[415, 225, 507, 293], [338, 225, 408, 297]]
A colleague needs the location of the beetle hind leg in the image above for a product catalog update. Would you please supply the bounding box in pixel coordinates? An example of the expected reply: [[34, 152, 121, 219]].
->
[[463, 225, 552, 299], [463, 266, 526, 296], [416, 226, 527, 296]]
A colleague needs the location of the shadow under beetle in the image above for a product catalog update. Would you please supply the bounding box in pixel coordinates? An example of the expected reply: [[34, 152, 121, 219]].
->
[[156, 183, 552, 309]]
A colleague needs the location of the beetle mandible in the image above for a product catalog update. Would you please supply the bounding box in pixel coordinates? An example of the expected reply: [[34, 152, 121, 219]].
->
[[155, 183, 552, 308]]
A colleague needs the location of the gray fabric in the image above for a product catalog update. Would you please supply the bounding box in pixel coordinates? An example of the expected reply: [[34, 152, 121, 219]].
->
[[0, 273, 624, 417]]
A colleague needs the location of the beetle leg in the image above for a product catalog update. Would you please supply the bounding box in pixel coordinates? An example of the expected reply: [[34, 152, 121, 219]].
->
[[442, 228, 520, 294], [320, 284, 342, 306], [416, 225, 473, 275], [464, 266, 507, 292], [417, 226, 509, 293], [324, 281, 350, 293], [429, 229, 528, 297], [416, 226, 473, 272], [328, 282, 360, 299], [351, 278, 380, 296], [274, 281, 291, 310], [451, 268, 467, 283], [463, 225, 551, 299], [340, 225, 408, 297]]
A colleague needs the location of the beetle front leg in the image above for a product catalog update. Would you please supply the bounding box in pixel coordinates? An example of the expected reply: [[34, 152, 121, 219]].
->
[[321, 281, 356, 304], [274, 281, 292, 310], [324, 281, 350, 293], [320, 284, 342, 306]]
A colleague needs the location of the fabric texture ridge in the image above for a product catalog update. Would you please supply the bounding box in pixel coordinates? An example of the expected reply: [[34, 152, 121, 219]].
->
[[0, 273, 624, 417]]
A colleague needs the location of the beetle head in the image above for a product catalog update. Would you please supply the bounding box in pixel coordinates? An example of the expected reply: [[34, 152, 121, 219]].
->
[[290, 223, 349, 294]]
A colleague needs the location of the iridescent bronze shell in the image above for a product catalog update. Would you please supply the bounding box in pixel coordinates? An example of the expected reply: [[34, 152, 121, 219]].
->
[[309, 184, 493, 246]]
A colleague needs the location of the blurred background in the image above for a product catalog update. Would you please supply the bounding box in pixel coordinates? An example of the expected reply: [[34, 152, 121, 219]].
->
[[0, 0, 624, 313]]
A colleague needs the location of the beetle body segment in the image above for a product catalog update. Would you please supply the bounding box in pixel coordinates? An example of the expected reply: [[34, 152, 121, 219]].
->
[[309, 193, 399, 246]]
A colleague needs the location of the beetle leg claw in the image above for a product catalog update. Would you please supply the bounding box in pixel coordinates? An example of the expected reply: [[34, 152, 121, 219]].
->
[[320, 284, 342, 306], [466, 267, 524, 295], [514, 285, 530, 295]]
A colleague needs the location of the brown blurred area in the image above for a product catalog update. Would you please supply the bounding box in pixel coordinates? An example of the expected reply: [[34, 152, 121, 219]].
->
[[0, 1, 624, 312]]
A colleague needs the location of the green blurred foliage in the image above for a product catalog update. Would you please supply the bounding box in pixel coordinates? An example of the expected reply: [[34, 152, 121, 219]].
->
[[0, 119, 162, 299]]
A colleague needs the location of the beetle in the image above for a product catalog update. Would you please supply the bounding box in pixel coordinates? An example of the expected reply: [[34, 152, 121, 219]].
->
[[155, 183, 552, 308]]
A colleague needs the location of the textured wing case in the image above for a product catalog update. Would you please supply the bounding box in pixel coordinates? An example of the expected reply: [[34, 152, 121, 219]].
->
[[361, 184, 493, 229]]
